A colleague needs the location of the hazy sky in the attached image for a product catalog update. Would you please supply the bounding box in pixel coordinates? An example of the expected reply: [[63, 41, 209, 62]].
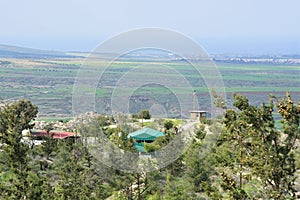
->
[[1, 0, 299, 54]]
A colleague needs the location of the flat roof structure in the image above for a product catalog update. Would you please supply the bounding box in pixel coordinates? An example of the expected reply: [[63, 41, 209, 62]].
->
[[189, 110, 207, 114]]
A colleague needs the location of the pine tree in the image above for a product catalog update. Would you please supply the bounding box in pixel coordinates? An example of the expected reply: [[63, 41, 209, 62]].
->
[[221, 93, 299, 199], [0, 99, 38, 199]]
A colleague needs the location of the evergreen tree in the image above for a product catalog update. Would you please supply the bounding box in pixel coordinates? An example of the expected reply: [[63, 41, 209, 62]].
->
[[0, 99, 38, 199], [163, 173, 196, 200], [221, 92, 299, 199]]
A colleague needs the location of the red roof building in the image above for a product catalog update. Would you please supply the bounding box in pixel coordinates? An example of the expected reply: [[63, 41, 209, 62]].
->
[[31, 130, 78, 139]]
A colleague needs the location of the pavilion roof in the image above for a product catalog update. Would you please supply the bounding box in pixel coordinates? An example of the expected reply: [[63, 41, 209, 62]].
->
[[127, 128, 164, 141]]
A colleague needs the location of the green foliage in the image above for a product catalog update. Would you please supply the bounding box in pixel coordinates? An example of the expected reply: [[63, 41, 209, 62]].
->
[[195, 125, 206, 140], [220, 172, 249, 199], [0, 100, 113, 199], [0, 99, 38, 199], [164, 175, 196, 200], [220, 92, 299, 199], [119, 133, 135, 152], [184, 139, 222, 199], [0, 95, 299, 199], [212, 89, 227, 109], [144, 142, 161, 153], [41, 127, 58, 160], [164, 120, 174, 130], [146, 192, 162, 200], [54, 142, 93, 199], [96, 114, 111, 127], [139, 110, 151, 119], [202, 117, 213, 125]]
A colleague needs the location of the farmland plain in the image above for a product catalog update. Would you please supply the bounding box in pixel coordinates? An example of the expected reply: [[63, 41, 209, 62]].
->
[[0, 51, 299, 119]]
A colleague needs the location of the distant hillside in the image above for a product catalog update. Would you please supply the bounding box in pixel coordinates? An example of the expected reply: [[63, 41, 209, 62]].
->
[[0, 44, 79, 59]]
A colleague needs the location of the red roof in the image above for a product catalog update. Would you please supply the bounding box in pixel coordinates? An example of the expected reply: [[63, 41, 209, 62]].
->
[[32, 130, 77, 139]]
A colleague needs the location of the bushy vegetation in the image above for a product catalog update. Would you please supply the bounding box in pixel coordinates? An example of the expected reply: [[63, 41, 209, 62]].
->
[[132, 110, 151, 120], [0, 93, 299, 199]]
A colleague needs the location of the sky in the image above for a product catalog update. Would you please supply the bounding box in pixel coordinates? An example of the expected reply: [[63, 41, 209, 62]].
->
[[0, 0, 299, 54]]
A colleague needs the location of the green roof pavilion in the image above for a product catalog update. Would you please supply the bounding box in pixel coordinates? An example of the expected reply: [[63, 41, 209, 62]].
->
[[127, 128, 164, 142]]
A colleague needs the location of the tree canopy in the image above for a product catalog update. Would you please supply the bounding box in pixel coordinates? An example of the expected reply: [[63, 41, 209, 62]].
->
[[0, 94, 299, 199]]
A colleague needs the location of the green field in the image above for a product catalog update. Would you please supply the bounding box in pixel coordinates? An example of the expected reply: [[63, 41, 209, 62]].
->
[[0, 57, 299, 118]]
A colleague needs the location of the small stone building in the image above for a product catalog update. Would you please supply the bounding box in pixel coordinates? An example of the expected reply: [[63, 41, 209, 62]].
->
[[190, 110, 207, 123]]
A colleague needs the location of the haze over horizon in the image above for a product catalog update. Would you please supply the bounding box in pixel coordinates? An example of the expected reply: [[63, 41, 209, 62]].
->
[[0, 0, 299, 55]]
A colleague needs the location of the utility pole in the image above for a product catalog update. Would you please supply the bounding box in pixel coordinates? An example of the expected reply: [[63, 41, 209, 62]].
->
[[193, 89, 196, 111], [118, 112, 121, 147]]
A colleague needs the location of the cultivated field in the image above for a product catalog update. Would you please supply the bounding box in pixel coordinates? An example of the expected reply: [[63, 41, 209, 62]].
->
[[0, 54, 299, 119]]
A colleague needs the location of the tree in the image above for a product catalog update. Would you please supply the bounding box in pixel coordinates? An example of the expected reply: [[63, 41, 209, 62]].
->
[[164, 120, 173, 130], [220, 92, 299, 199], [54, 142, 97, 199], [0, 99, 38, 199], [163, 174, 196, 200], [195, 125, 206, 140], [139, 110, 151, 119], [42, 124, 57, 160]]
